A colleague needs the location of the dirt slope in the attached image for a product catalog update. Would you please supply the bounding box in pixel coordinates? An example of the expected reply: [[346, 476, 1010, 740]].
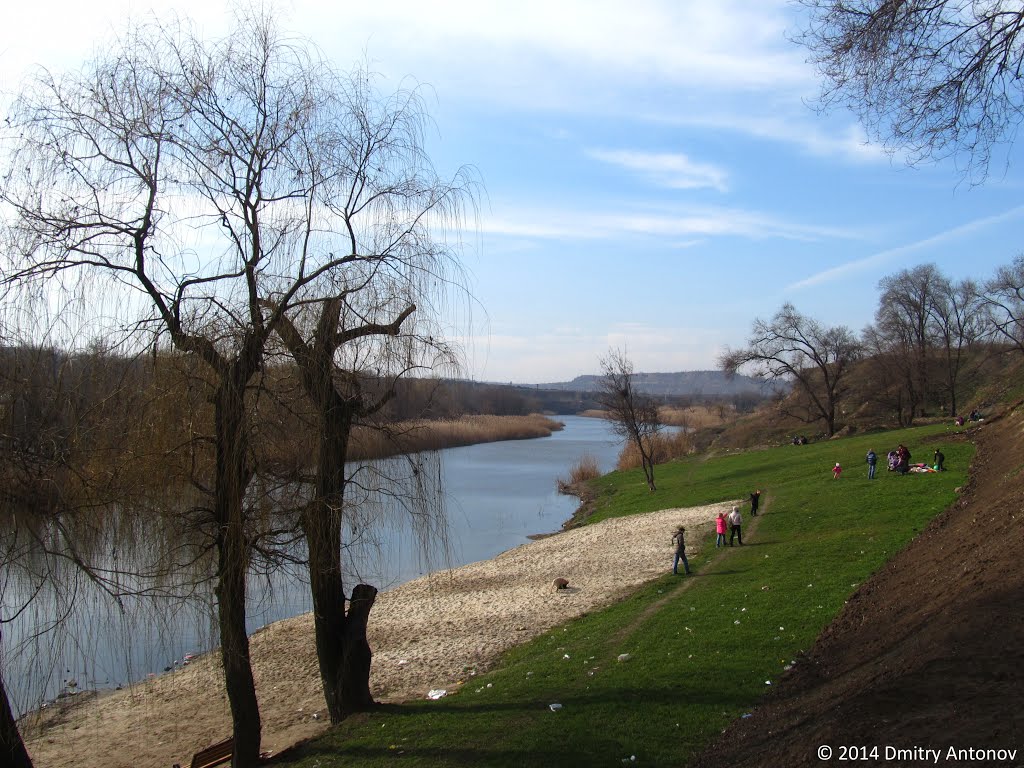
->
[[691, 405, 1024, 768]]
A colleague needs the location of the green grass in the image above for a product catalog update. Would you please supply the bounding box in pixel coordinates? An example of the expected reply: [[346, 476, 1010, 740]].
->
[[273, 423, 973, 768]]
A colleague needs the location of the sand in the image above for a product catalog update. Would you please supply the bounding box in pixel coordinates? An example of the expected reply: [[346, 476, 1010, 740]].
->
[[21, 502, 728, 768]]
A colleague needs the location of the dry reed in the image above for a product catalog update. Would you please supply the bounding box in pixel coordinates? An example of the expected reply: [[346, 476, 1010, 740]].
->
[[349, 414, 564, 460], [615, 430, 693, 471]]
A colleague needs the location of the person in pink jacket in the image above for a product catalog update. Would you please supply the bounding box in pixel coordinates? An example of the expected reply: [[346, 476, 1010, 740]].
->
[[715, 511, 727, 548], [832, 462, 842, 479]]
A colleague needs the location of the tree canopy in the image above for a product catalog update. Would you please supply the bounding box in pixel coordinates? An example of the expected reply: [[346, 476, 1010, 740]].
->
[[795, 1, 1024, 178]]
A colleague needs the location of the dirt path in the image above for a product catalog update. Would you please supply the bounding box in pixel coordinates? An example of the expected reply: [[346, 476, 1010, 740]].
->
[[608, 498, 767, 649]]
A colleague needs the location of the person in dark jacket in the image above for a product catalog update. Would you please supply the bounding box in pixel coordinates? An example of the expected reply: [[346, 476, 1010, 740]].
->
[[671, 526, 691, 575], [749, 489, 761, 516], [866, 449, 877, 479]]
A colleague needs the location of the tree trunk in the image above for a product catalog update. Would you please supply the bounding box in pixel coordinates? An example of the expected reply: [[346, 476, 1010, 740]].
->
[[303, 498, 347, 722], [0, 652, 33, 768], [340, 583, 377, 712], [641, 450, 657, 492], [303, 390, 378, 722], [213, 373, 261, 767]]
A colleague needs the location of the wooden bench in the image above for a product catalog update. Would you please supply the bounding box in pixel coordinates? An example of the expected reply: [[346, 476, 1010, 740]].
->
[[172, 737, 234, 768]]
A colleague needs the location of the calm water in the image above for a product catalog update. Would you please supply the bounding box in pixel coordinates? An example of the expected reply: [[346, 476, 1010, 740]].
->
[[2, 415, 623, 713]]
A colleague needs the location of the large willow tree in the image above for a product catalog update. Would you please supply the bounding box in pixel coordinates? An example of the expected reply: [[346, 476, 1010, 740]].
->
[[1, 6, 476, 764]]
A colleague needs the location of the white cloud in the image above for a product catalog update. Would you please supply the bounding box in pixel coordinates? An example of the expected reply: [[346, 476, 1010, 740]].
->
[[643, 111, 887, 164], [480, 202, 858, 243], [587, 149, 729, 192], [787, 204, 1024, 291], [295, 0, 810, 110]]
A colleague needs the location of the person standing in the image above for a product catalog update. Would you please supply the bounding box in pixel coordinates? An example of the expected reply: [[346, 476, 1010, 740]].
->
[[749, 489, 761, 516], [866, 449, 877, 480], [715, 512, 727, 548], [896, 444, 911, 474], [832, 462, 842, 479], [933, 448, 945, 471], [727, 506, 743, 546], [672, 526, 691, 575]]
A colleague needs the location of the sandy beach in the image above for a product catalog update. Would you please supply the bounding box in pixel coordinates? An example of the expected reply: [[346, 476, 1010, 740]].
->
[[21, 502, 728, 768]]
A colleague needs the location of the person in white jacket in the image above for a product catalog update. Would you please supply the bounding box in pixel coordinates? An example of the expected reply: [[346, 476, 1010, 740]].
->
[[727, 506, 743, 546]]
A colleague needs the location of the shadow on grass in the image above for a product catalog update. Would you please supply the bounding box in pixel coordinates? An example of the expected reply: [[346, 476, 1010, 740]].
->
[[273, 743, 609, 767], [270, 687, 751, 767]]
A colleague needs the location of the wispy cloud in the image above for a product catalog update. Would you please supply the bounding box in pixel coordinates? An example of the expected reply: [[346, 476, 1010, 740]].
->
[[302, 0, 810, 110], [787, 205, 1024, 290], [587, 149, 729, 192], [644, 111, 886, 164], [481, 202, 859, 243]]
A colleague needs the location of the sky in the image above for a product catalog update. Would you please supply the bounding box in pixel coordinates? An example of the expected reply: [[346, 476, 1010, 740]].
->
[[3, 1, 1023, 384]]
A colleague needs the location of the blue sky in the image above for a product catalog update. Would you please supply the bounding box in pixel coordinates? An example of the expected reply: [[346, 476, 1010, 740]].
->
[[4, 1, 1022, 384]]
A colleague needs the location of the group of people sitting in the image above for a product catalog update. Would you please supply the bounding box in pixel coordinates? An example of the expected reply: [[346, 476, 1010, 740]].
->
[[954, 409, 983, 427], [887, 444, 912, 474], [885, 444, 945, 474]]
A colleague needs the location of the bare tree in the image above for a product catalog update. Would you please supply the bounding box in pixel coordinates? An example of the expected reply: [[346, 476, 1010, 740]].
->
[[597, 350, 661, 491], [254, 56, 475, 723], [0, 10, 357, 764], [2, 8, 477, 756], [872, 264, 945, 420], [930, 274, 986, 416], [860, 323, 914, 425], [720, 303, 860, 437], [794, 1, 1024, 179], [983, 254, 1024, 354]]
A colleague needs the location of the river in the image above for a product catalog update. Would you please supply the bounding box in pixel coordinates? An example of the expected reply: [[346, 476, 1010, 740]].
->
[[2, 415, 623, 714]]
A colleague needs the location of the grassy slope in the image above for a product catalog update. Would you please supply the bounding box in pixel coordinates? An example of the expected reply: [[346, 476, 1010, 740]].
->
[[274, 423, 972, 768]]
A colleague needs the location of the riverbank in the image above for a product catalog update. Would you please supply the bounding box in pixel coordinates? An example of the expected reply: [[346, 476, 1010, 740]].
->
[[21, 502, 726, 768], [350, 413, 565, 459]]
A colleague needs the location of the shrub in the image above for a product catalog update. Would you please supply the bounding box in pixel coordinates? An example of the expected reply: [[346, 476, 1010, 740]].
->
[[556, 453, 602, 495], [616, 430, 692, 471]]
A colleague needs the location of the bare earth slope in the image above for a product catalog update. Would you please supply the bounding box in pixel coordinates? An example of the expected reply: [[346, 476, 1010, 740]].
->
[[691, 405, 1024, 768]]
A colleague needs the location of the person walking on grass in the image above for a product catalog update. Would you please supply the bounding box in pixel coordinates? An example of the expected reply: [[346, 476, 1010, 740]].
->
[[866, 449, 877, 480], [715, 511, 727, 548], [749, 489, 761, 516], [672, 526, 691, 575], [727, 506, 743, 546], [832, 462, 842, 479]]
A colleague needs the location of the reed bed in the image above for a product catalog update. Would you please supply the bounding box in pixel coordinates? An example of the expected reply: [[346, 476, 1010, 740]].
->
[[615, 429, 693, 471], [348, 414, 564, 460], [555, 453, 602, 495]]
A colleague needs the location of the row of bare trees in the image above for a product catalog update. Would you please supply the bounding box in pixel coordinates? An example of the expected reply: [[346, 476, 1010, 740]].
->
[[0, 8, 477, 767], [721, 258, 1024, 437]]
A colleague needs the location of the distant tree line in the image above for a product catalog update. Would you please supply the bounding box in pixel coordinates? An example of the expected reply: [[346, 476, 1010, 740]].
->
[[722, 258, 1024, 437]]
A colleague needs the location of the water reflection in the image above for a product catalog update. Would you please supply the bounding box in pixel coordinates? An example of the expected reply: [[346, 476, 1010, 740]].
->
[[2, 415, 622, 713]]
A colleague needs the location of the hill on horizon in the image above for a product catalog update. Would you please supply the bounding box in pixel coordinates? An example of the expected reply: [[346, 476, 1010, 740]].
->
[[534, 370, 782, 398]]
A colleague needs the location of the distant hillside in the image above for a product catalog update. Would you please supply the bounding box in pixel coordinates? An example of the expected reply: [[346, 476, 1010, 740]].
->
[[537, 370, 782, 398]]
